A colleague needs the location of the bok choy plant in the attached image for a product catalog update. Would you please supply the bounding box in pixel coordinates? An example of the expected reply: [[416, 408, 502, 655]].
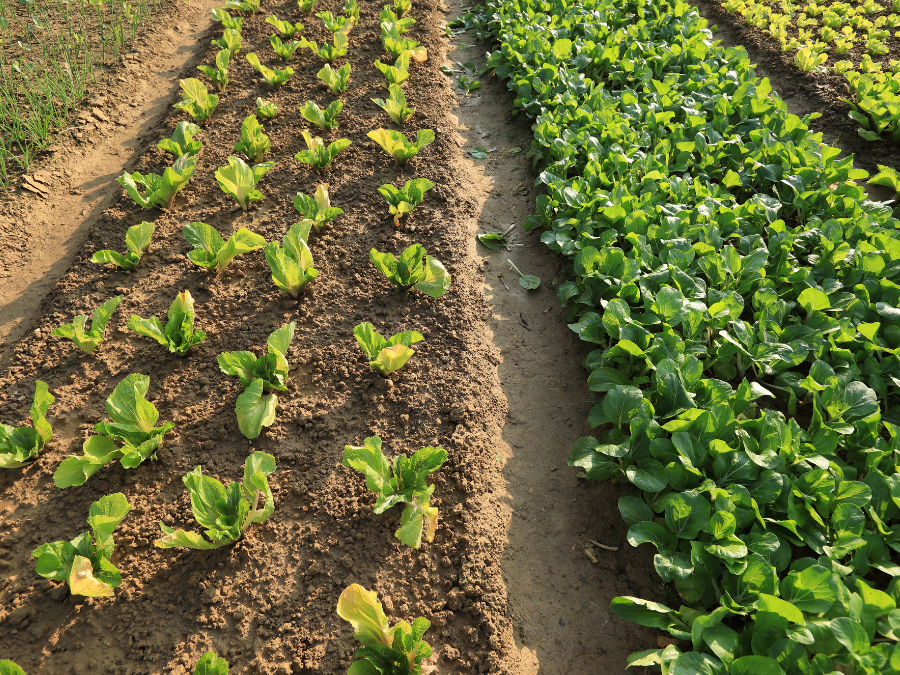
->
[[211, 28, 242, 55], [316, 10, 352, 33], [353, 323, 423, 375], [117, 155, 197, 210], [90, 222, 154, 271], [233, 115, 271, 162], [380, 6, 414, 30], [342, 436, 447, 548], [392, 0, 411, 18], [271, 35, 303, 61], [337, 584, 436, 673], [265, 223, 318, 297], [222, 0, 259, 15], [211, 7, 242, 30], [372, 84, 414, 124], [53, 374, 174, 488], [127, 290, 207, 356], [294, 131, 351, 172], [157, 122, 202, 158], [215, 156, 275, 210], [154, 452, 276, 549], [174, 78, 219, 124], [300, 31, 348, 61], [256, 97, 278, 120], [218, 323, 296, 438], [370, 244, 450, 298], [266, 14, 303, 37], [374, 52, 410, 86], [193, 653, 229, 675], [300, 100, 343, 130], [32, 493, 131, 597], [0, 381, 54, 469], [368, 128, 434, 165], [378, 178, 433, 224], [197, 49, 230, 92], [381, 23, 426, 61], [246, 53, 294, 87], [51, 295, 123, 355], [297, 0, 318, 13], [344, 0, 360, 23], [317, 63, 351, 94], [184, 222, 266, 274], [294, 184, 343, 232]]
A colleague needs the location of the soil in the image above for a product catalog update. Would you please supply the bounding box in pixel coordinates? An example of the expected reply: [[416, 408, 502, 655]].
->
[[0, 0, 522, 672]]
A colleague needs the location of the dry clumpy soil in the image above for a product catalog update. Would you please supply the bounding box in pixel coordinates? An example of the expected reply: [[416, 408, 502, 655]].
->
[[0, 1, 520, 673]]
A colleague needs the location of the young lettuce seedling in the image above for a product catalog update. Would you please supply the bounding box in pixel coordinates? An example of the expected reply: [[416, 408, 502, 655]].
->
[[300, 31, 348, 61], [32, 493, 131, 597], [184, 222, 266, 274], [342, 436, 447, 548], [218, 323, 296, 438], [870, 164, 900, 197], [294, 184, 343, 232], [266, 14, 303, 37], [294, 131, 352, 172], [211, 7, 242, 30], [372, 83, 415, 124], [117, 155, 197, 210], [51, 295, 123, 355], [297, 0, 317, 14], [53, 374, 174, 488], [344, 0, 360, 24], [270, 34, 303, 62], [90, 221, 154, 271], [221, 0, 259, 15], [197, 49, 230, 92], [127, 290, 207, 356], [374, 52, 410, 87], [368, 128, 434, 165], [174, 78, 219, 124], [0, 381, 54, 469], [378, 178, 433, 225], [233, 115, 271, 162], [256, 97, 278, 120], [0, 661, 26, 675], [393, 0, 412, 18], [353, 323, 423, 376], [316, 63, 351, 94], [246, 53, 294, 87], [157, 121, 203, 158], [370, 243, 450, 298], [154, 452, 276, 549], [380, 6, 414, 30], [215, 155, 275, 211], [192, 652, 229, 675], [337, 584, 436, 673], [316, 10, 352, 33], [265, 223, 318, 298], [211, 28, 242, 55], [384, 36, 426, 62], [300, 100, 343, 130]]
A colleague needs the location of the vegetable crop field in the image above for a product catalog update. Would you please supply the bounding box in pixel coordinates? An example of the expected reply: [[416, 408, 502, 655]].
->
[[1, 0, 900, 670]]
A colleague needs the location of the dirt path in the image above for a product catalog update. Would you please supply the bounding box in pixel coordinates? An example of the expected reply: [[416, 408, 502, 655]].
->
[[440, 11, 658, 673], [0, 0, 219, 352]]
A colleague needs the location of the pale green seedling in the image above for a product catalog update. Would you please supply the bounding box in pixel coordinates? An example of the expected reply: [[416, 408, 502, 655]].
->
[[353, 322, 424, 375], [51, 296, 123, 355], [157, 122, 202, 158], [317, 63, 351, 94], [127, 290, 206, 356], [215, 156, 275, 210], [90, 222, 154, 271], [0, 381, 54, 468], [184, 222, 266, 273], [300, 100, 343, 130]]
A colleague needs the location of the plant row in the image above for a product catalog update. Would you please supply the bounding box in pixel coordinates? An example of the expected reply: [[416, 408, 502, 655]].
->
[[2, 1, 449, 672], [479, 0, 900, 671]]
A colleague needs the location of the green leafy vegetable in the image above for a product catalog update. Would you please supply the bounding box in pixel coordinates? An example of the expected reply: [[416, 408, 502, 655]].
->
[[382, 25, 427, 62], [211, 7, 242, 30], [193, 652, 229, 675], [0, 380, 54, 468], [197, 48, 230, 92], [337, 584, 435, 673], [51, 295, 123, 355], [215, 155, 275, 211], [343, 436, 446, 548], [370, 244, 450, 298], [353, 322, 423, 375], [53, 374, 174, 488], [211, 28, 242, 56], [300, 99, 343, 130], [380, 4, 413, 27], [127, 290, 207, 356], [378, 177, 433, 225], [344, 0, 360, 23], [90, 221, 154, 271], [270, 34, 303, 62], [294, 184, 343, 232], [246, 53, 294, 87], [233, 115, 271, 162], [221, 0, 258, 14], [256, 97, 278, 120], [157, 121, 203, 158], [117, 155, 197, 210], [266, 14, 303, 37], [297, 0, 317, 13], [32, 493, 131, 597], [294, 130, 351, 172], [870, 164, 900, 195], [316, 10, 352, 33], [317, 63, 351, 94], [372, 83, 415, 124], [374, 52, 410, 87], [184, 222, 266, 273], [174, 78, 219, 124], [154, 452, 276, 549], [368, 128, 434, 165], [300, 31, 348, 61], [265, 223, 318, 297], [506, 259, 540, 289]]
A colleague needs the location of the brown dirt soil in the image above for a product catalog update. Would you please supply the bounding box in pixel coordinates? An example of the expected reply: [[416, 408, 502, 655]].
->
[[0, 0, 525, 673]]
